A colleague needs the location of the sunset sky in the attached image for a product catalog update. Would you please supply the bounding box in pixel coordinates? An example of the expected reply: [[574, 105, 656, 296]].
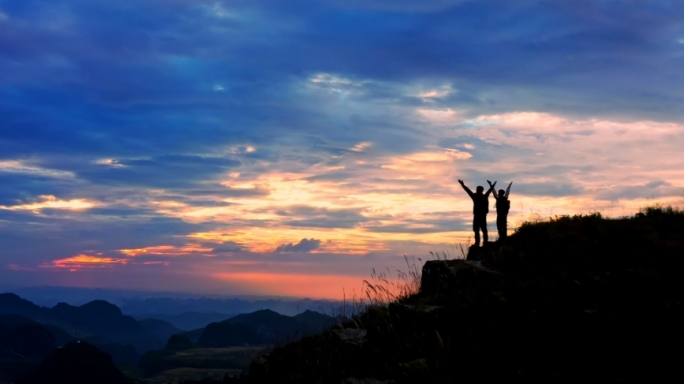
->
[[2, 0, 684, 299]]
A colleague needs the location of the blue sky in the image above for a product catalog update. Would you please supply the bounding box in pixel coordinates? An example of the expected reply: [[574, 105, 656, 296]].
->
[[2, 0, 684, 298]]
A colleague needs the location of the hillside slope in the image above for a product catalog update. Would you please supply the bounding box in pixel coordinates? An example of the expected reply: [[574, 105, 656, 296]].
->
[[246, 208, 684, 383]]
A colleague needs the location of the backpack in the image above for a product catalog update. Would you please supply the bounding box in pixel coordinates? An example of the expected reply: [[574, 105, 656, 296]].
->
[[497, 199, 510, 214]]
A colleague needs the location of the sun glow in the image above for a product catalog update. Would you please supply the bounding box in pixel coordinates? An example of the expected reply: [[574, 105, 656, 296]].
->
[[0, 195, 96, 212], [11, 109, 684, 299], [212, 272, 368, 299]]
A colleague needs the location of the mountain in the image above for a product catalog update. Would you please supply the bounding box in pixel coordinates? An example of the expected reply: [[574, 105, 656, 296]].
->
[[189, 309, 338, 348], [0, 293, 46, 319], [119, 297, 339, 317], [0, 315, 67, 382], [138, 311, 236, 330], [0, 323, 56, 359], [198, 322, 263, 347], [138, 318, 181, 344], [247, 207, 684, 383], [46, 300, 163, 354], [17, 341, 130, 384], [224, 309, 301, 341], [0, 314, 74, 346], [292, 310, 338, 334], [163, 334, 194, 351], [0, 295, 171, 358], [96, 343, 140, 366], [0, 314, 41, 327]]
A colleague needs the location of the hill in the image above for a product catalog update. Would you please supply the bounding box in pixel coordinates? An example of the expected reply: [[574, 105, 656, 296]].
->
[[17, 341, 130, 384], [137, 312, 236, 330], [196, 309, 337, 347], [0, 295, 178, 360], [0, 294, 47, 319], [246, 207, 684, 383], [137, 309, 338, 380]]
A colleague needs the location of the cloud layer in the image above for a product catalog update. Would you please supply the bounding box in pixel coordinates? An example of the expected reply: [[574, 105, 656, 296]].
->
[[2, 0, 684, 298]]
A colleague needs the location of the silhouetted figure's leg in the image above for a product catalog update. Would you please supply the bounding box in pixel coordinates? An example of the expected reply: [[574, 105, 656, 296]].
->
[[474, 215, 487, 247], [497, 215, 507, 240]]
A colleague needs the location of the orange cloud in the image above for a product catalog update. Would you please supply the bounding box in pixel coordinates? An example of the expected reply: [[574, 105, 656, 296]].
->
[[119, 244, 214, 257], [43, 254, 129, 271]]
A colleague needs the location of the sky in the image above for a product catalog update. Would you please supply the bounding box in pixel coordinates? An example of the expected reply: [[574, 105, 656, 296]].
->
[[2, 0, 684, 299]]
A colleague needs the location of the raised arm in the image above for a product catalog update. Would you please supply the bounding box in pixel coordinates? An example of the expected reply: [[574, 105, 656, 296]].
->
[[505, 181, 513, 198], [458, 179, 474, 198], [485, 180, 497, 197], [487, 180, 498, 199]]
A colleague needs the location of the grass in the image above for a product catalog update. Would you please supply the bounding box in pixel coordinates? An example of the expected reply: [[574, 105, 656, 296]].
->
[[146, 368, 242, 384], [333, 204, 684, 328], [138, 346, 262, 380], [246, 204, 684, 383], [327, 242, 472, 324]]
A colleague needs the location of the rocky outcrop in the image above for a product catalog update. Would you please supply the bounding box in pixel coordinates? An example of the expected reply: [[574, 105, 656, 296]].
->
[[421, 260, 501, 292], [246, 210, 684, 384]]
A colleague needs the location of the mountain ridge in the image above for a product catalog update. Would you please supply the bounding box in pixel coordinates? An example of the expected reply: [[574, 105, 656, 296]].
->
[[245, 207, 684, 383]]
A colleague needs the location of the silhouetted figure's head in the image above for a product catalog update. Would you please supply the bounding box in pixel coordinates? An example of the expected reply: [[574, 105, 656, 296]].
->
[[476, 186, 484, 194], [499, 189, 506, 198]]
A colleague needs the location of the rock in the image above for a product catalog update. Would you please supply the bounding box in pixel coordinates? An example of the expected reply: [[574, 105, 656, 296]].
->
[[331, 328, 367, 346], [420, 260, 504, 299], [388, 303, 444, 324], [466, 241, 501, 261], [341, 378, 391, 384], [398, 357, 429, 375]]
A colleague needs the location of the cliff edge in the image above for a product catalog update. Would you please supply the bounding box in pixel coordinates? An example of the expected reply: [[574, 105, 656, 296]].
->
[[247, 208, 684, 383]]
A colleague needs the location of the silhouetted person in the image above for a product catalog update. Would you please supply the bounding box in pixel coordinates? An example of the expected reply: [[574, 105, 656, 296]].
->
[[489, 180, 512, 240], [458, 179, 496, 247]]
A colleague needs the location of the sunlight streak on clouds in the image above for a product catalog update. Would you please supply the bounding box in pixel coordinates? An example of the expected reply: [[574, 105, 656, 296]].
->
[[119, 244, 214, 257], [0, 195, 96, 212], [3, 0, 684, 298], [0, 161, 74, 178], [417, 85, 454, 100]]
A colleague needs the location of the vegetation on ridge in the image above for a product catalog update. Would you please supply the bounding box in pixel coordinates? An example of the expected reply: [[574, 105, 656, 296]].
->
[[244, 206, 684, 384]]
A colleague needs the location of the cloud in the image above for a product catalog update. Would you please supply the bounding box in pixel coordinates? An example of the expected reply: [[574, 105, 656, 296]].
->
[[75, 156, 241, 188], [0, 195, 96, 212], [275, 238, 322, 253], [119, 244, 214, 257], [277, 206, 369, 229], [42, 254, 130, 270], [510, 183, 583, 197], [211, 242, 244, 254], [1, 0, 684, 298]]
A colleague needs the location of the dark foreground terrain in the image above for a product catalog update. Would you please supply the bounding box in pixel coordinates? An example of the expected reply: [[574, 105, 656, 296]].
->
[[245, 207, 684, 383], [5, 206, 683, 383]]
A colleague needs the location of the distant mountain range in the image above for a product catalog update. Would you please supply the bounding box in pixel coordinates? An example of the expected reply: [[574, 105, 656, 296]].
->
[[135, 311, 237, 331], [197, 309, 338, 346], [0, 292, 183, 371], [0, 291, 341, 381], [139, 309, 339, 376], [9, 286, 343, 316], [0, 293, 177, 355]]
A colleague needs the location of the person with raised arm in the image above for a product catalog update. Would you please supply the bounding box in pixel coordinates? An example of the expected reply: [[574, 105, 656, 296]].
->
[[458, 179, 496, 247], [489, 180, 513, 241]]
